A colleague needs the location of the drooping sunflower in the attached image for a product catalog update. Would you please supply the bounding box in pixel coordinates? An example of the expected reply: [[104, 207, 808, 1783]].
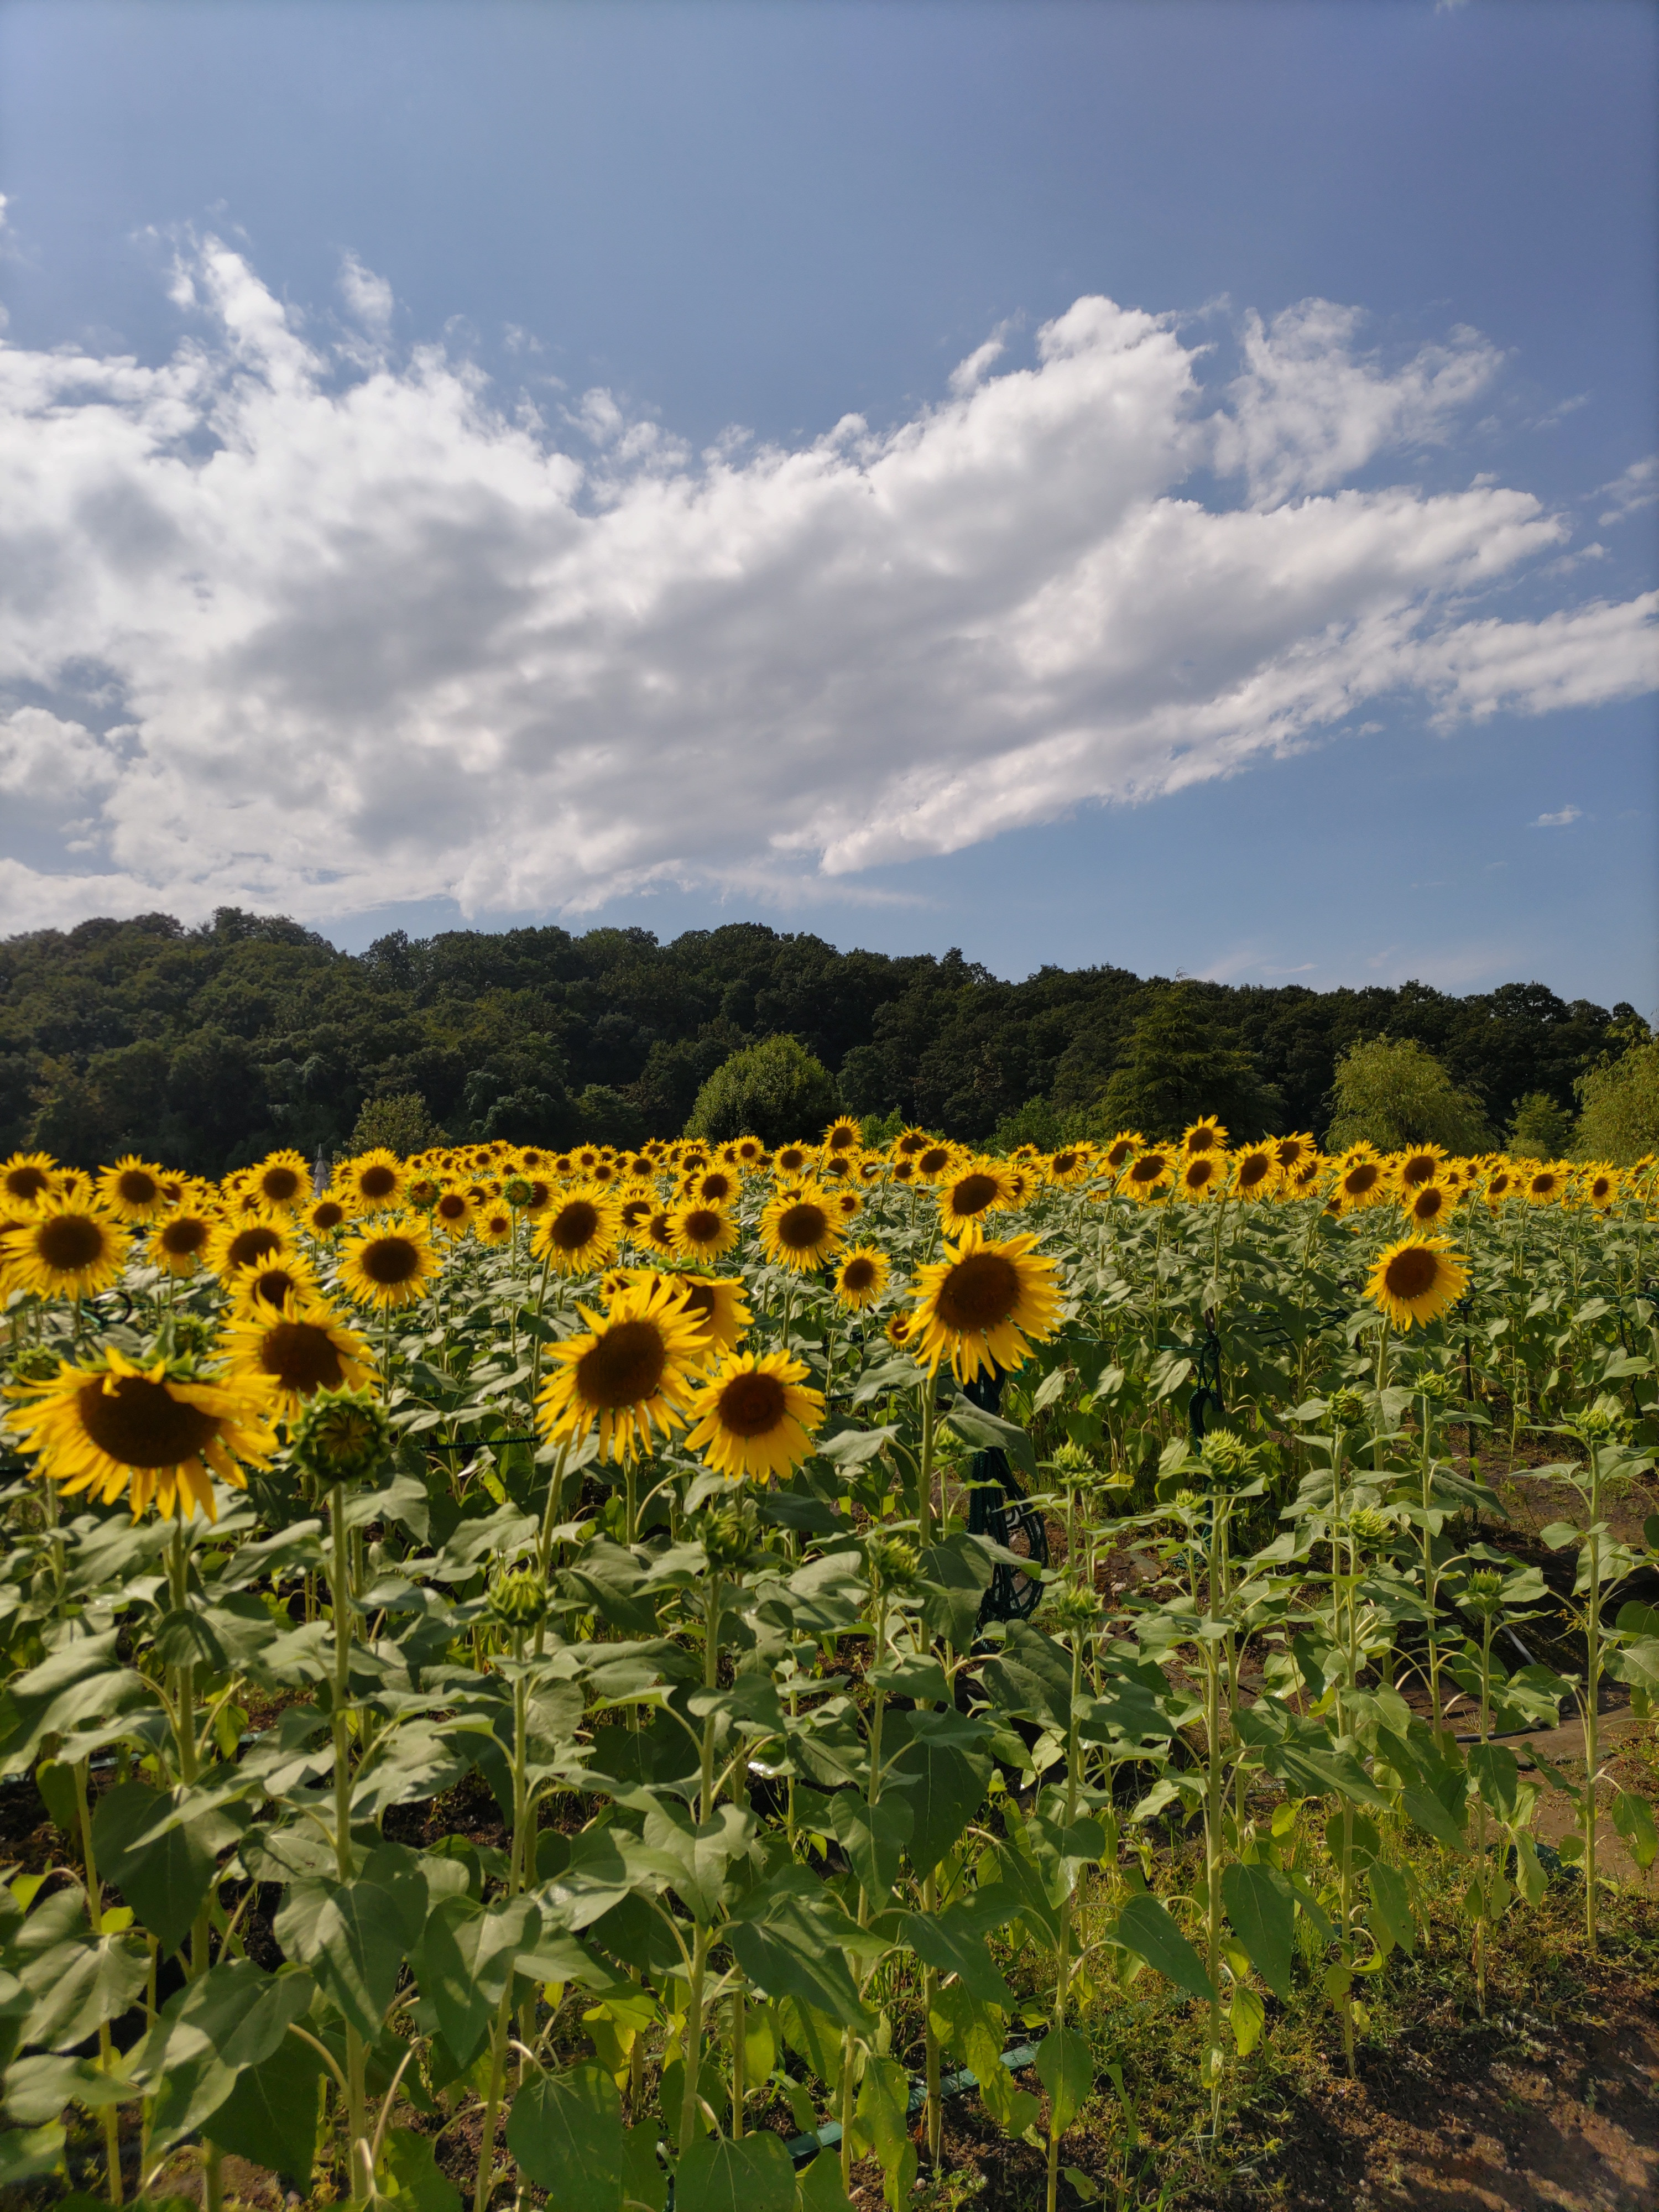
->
[[339, 1150, 405, 1214], [938, 1159, 1015, 1233], [536, 1275, 707, 1462], [1181, 1116, 1229, 1158], [1396, 1144, 1448, 1193], [1400, 1179, 1460, 1232], [97, 1157, 173, 1224], [908, 1224, 1063, 1383], [1230, 1145, 1280, 1202], [207, 1215, 292, 1283], [669, 1272, 753, 1353], [8, 1347, 275, 1520], [1333, 1147, 1389, 1209], [247, 1149, 314, 1214], [8, 1203, 126, 1300], [833, 1246, 890, 1310], [1004, 1167, 1037, 1208], [1099, 1131, 1144, 1177], [149, 1205, 217, 1279], [1121, 1149, 1174, 1202], [533, 1187, 622, 1276], [338, 1219, 442, 1308], [1, 1151, 58, 1213], [759, 1185, 846, 1274], [1273, 1133, 1317, 1176], [1177, 1152, 1224, 1202], [224, 1295, 375, 1417], [670, 1201, 738, 1264], [1365, 1234, 1469, 1330], [684, 1348, 825, 1484], [302, 1194, 351, 1239]]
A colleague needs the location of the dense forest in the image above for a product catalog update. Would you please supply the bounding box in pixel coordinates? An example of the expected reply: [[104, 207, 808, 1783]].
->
[[0, 906, 1642, 1176]]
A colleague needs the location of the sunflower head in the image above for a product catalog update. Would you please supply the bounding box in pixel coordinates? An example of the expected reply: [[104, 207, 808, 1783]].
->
[[10, 1203, 126, 1300], [338, 1219, 441, 1308], [533, 1186, 621, 1275], [1177, 1154, 1223, 1202], [1365, 1235, 1469, 1332], [938, 1160, 1014, 1232], [909, 1223, 1063, 1382], [487, 1565, 551, 1631], [1, 1152, 59, 1213], [823, 1117, 862, 1156], [98, 1156, 171, 1223], [1230, 1146, 1279, 1201], [1101, 1131, 1144, 1175], [225, 1296, 374, 1417], [759, 1185, 845, 1274], [290, 1384, 393, 1488], [303, 1195, 350, 1238], [685, 1346, 825, 1485], [342, 1149, 405, 1213], [1123, 1150, 1172, 1201], [432, 1187, 474, 1238], [670, 1201, 737, 1261], [249, 1149, 313, 1213], [537, 1275, 707, 1463], [152, 1207, 215, 1278], [833, 1245, 890, 1310], [1401, 1179, 1458, 1230], [1396, 1145, 1447, 1192], [1181, 1117, 1228, 1158]]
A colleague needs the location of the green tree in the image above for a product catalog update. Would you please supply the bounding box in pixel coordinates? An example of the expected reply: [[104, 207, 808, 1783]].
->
[[1324, 1037, 1491, 1154], [1092, 986, 1282, 1141], [685, 1034, 838, 1147], [571, 1083, 646, 1151], [348, 1092, 444, 1157], [1574, 1029, 1659, 1165], [1506, 1091, 1577, 1160]]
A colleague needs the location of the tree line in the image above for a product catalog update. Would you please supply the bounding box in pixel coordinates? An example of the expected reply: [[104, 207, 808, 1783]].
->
[[0, 906, 1649, 1176]]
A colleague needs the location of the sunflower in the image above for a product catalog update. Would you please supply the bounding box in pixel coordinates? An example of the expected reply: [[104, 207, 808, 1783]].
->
[[773, 1143, 812, 1180], [589, 1157, 622, 1187], [1047, 1142, 1095, 1186], [1004, 1167, 1036, 1207], [685, 1165, 741, 1209], [302, 1194, 350, 1239], [247, 1149, 314, 1214], [678, 1145, 711, 1175], [339, 1149, 405, 1214], [1121, 1149, 1173, 1202], [431, 1186, 474, 1240], [636, 1208, 679, 1259], [536, 1276, 706, 1462], [532, 1187, 621, 1276], [858, 1155, 886, 1184], [1479, 1162, 1521, 1209], [759, 1186, 845, 1274], [823, 1117, 863, 1156], [885, 1310, 918, 1352], [1230, 1145, 1280, 1202], [732, 1136, 769, 1170], [1396, 1144, 1447, 1193], [685, 1348, 825, 1484], [208, 1215, 292, 1283], [1333, 1148, 1388, 1209], [1285, 1153, 1326, 1199], [1273, 1133, 1316, 1176], [1579, 1164, 1621, 1213], [97, 1157, 172, 1224], [669, 1272, 752, 1353], [7, 1347, 275, 1520], [1523, 1165, 1567, 1206], [671, 1201, 738, 1263], [909, 1224, 1063, 1383], [224, 1295, 375, 1417], [149, 1206, 217, 1279], [476, 1204, 515, 1248], [832, 1187, 863, 1222], [1100, 1131, 1144, 1176], [338, 1220, 442, 1308], [888, 1156, 919, 1186], [230, 1248, 324, 1314], [1365, 1235, 1469, 1331], [8, 1203, 126, 1300], [833, 1246, 890, 1310], [1177, 1153, 1224, 1202], [1400, 1180, 1459, 1231], [938, 1160, 1015, 1232], [1181, 1116, 1229, 1157], [912, 1141, 958, 1185], [1, 1152, 58, 1213]]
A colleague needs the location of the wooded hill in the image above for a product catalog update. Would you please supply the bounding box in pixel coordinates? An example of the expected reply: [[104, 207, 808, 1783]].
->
[[0, 907, 1638, 1176]]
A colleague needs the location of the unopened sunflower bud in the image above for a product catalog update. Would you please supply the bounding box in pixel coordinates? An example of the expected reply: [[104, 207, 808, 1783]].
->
[[700, 1499, 758, 1573], [290, 1385, 392, 1486], [1346, 1506, 1394, 1547], [487, 1566, 550, 1629], [863, 1532, 921, 1593], [1047, 1580, 1100, 1636], [1461, 1568, 1505, 1617], [1327, 1389, 1367, 1428], [1051, 1439, 1098, 1486], [503, 1178, 534, 1209], [1568, 1400, 1628, 1445]]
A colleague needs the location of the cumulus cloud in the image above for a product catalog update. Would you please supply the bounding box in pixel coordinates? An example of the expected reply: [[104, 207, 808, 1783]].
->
[[0, 239, 1654, 938], [1598, 454, 1658, 526], [1532, 805, 1583, 828]]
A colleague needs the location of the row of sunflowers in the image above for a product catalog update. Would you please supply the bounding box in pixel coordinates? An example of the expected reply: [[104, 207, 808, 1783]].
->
[[0, 1118, 1654, 2210]]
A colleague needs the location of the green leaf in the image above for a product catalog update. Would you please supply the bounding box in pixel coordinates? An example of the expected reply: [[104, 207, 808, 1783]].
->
[[1468, 1744, 1521, 1825], [0, 2122, 64, 2184], [32, 1760, 77, 1838], [506, 2063, 625, 2208], [90, 1781, 238, 1957], [900, 1908, 1014, 2011], [380, 2125, 461, 2212], [919, 1536, 994, 1652], [0, 1634, 156, 1775], [1365, 1863, 1416, 1957], [20, 1935, 148, 2053], [622, 2124, 667, 2212], [830, 1792, 912, 1902], [890, 1717, 990, 1877], [1227, 1984, 1265, 2057], [1612, 1790, 1659, 1871], [1110, 1894, 1214, 2004], [774, 1995, 844, 2093], [1033, 2025, 1091, 2136], [203, 2026, 326, 2185], [309, 1878, 410, 2040], [423, 1894, 539, 2064], [727, 1897, 870, 2034], [943, 1397, 1037, 1481], [1512, 1833, 1548, 1908], [853, 2057, 917, 2209], [1401, 1787, 1468, 1855], [1220, 1862, 1295, 2003], [2, 2054, 135, 2127], [677, 2132, 796, 2212], [797, 2151, 859, 2212], [978, 1623, 1073, 1730]]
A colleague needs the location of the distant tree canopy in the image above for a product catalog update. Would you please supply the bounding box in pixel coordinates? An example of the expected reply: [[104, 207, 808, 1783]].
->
[[1324, 1036, 1495, 1156], [1574, 1030, 1659, 1166], [685, 1035, 838, 1148], [0, 906, 1644, 1175]]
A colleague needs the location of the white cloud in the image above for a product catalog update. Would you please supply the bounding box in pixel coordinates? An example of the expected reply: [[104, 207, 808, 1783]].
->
[[1598, 454, 1659, 526], [0, 241, 1654, 938], [338, 251, 394, 335], [1532, 805, 1583, 828]]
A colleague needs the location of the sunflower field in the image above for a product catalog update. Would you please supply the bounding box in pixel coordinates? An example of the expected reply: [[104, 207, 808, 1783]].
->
[[0, 1120, 1656, 2211]]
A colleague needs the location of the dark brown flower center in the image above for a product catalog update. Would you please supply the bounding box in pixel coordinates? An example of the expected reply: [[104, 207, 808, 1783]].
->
[[311, 1200, 346, 1230], [5, 1164, 51, 1203], [682, 1207, 722, 1244], [1400, 1154, 1438, 1188], [117, 1168, 160, 1206], [576, 1318, 667, 1408], [1383, 1248, 1441, 1301], [716, 1370, 787, 1436], [261, 1321, 346, 1395], [249, 1265, 304, 1305], [359, 1234, 421, 1285], [358, 1163, 399, 1201], [436, 1193, 468, 1222], [1343, 1162, 1380, 1196], [776, 1202, 830, 1250], [259, 1165, 302, 1203], [950, 1173, 999, 1215], [935, 1250, 1020, 1332], [1237, 1154, 1271, 1189], [549, 1200, 602, 1251], [159, 1215, 210, 1256], [842, 1256, 878, 1292], [36, 1214, 109, 1271], [226, 1224, 283, 1270], [77, 1374, 217, 1468]]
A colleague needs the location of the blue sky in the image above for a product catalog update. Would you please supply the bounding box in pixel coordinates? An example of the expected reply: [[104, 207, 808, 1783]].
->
[[1, 0, 1654, 1007]]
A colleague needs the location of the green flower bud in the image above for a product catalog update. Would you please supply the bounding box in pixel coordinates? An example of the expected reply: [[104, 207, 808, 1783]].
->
[[1568, 1399, 1629, 1446], [1198, 1428, 1258, 1489], [487, 1566, 550, 1629], [1461, 1568, 1505, 1618], [863, 1532, 921, 1593], [700, 1499, 758, 1574], [1414, 1371, 1453, 1402], [1346, 1506, 1395, 1547], [1327, 1389, 1367, 1428], [1046, 1580, 1100, 1637], [1051, 1439, 1098, 1486], [503, 1178, 534, 1209], [10, 1346, 62, 1385], [290, 1385, 393, 1487]]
